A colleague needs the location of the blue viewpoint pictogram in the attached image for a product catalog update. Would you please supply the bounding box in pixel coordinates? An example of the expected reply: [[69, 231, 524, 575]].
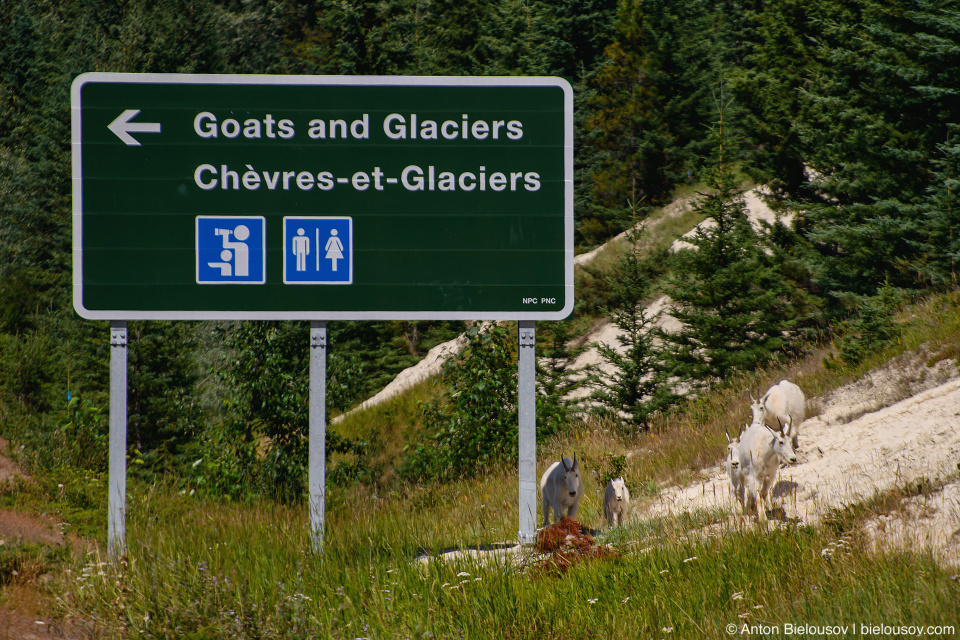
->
[[196, 216, 266, 284], [283, 216, 353, 284]]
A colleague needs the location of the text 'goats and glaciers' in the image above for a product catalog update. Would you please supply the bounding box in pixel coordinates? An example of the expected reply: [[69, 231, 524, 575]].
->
[[190, 111, 543, 193]]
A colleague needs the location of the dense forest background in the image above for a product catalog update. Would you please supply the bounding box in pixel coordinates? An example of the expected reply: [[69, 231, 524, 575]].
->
[[1, 0, 959, 501]]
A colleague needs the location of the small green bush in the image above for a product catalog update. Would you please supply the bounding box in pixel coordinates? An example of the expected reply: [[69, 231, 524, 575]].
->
[[401, 325, 519, 481]]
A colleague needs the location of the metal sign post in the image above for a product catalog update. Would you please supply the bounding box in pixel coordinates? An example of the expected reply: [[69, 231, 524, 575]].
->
[[108, 321, 127, 560], [517, 321, 537, 544], [309, 321, 327, 551]]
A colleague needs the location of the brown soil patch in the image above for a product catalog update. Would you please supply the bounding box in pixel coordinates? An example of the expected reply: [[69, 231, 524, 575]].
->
[[533, 517, 619, 575], [0, 439, 65, 549], [0, 447, 23, 486], [0, 583, 90, 640], [0, 439, 89, 639], [0, 509, 65, 549]]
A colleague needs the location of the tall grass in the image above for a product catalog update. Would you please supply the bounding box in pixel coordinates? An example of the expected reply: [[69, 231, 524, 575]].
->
[[57, 493, 959, 639], [41, 272, 960, 636]]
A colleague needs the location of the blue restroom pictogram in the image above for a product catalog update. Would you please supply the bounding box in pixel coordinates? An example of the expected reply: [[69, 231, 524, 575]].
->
[[283, 216, 352, 284]]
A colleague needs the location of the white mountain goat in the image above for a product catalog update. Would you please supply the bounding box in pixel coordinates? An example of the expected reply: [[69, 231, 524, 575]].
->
[[751, 379, 806, 449], [603, 477, 631, 527], [540, 455, 584, 527], [724, 431, 745, 508], [736, 420, 797, 524]]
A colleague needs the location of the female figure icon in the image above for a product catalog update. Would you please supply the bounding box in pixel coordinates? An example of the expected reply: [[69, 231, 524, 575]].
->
[[324, 229, 344, 272]]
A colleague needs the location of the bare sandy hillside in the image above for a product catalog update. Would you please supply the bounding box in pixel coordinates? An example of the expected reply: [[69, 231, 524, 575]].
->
[[670, 188, 791, 252], [570, 187, 792, 385], [416, 350, 960, 569], [332, 331, 472, 424], [644, 350, 960, 566], [574, 193, 696, 267]]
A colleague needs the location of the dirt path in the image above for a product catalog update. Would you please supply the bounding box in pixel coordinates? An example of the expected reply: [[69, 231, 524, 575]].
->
[[0, 440, 88, 639], [643, 353, 960, 566], [0, 440, 67, 547]]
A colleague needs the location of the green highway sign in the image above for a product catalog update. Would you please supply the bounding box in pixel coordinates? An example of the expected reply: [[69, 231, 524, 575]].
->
[[71, 73, 573, 320]]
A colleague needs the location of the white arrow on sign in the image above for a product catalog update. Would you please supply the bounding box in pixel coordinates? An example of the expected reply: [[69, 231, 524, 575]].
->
[[107, 109, 161, 146]]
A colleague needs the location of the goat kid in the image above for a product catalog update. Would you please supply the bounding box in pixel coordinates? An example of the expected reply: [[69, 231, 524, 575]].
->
[[603, 477, 631, 527]]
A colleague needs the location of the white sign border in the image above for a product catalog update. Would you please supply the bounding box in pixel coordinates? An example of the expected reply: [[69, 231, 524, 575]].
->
[[72, 73, 574, 321]]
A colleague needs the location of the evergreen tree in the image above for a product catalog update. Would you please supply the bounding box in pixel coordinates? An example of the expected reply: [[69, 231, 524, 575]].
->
[[213, 322, 309, 502], [537, 0, 618, 77], [536, 319, 587, 435], [0, 0, 313, 475], [662, 98, 802, 383], [127, 321, 200, 467], [917, 126, 960, 287], [837, 280, 901, 365], [585, 0, 733, 220], [729, 0, 818, 197], [790, 0, 960, 305], [591, 222, 674, 430]]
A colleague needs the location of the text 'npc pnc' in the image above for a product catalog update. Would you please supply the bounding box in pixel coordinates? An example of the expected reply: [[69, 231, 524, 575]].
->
[[72, 74, 573, 320]]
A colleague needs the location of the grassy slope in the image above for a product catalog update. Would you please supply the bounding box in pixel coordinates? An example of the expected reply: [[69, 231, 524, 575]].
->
[[8, 192, 960, 638]]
